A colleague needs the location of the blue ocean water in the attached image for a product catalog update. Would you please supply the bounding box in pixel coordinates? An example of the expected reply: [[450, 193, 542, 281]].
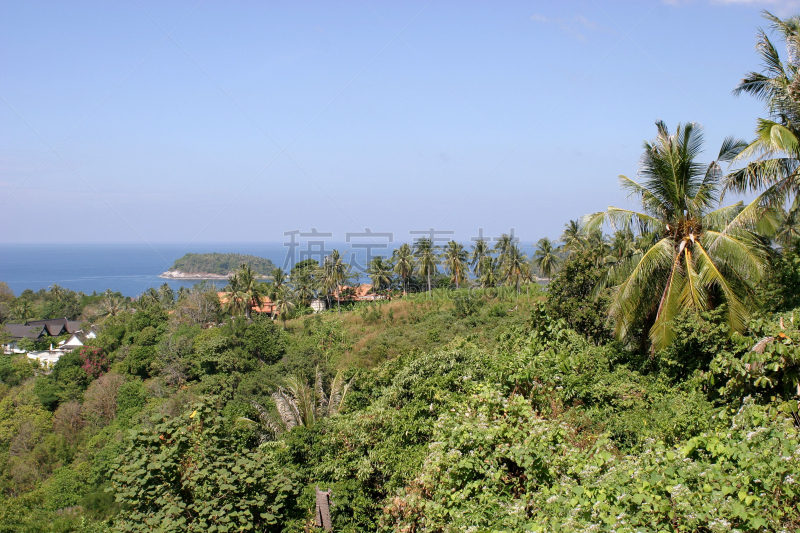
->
[[0, 242, 295, 297], [0, 239, 540, 297]]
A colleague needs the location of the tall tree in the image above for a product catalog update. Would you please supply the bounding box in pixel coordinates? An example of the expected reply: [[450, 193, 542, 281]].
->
[[583, 121, 769, 350], [532, 237, 562, 279], [392, 243, 415, 294], [560, 220, 584, 252], [11, 299, 33, 321], [272, 284, 295, 329], [290, 263, 318, 306], [478, 256, 499, 288], [367, 256, 393, 293], [49, 283, 64, 301], [413, 238, 439, 293], [501, 244, 527, 294], [225, 263, 264, 319], [322, 250, 350, 314], [725, 11, 800, 222], [493, 234, 515, 270], [469, 238, 491, 279], [442, 241, 469, 288]]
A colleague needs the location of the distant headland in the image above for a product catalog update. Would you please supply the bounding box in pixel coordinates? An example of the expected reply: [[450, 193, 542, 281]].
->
[[159, 252, 276, 280]]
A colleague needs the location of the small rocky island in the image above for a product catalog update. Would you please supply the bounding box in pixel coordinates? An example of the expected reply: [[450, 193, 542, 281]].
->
[[160, 252, 276, 280]]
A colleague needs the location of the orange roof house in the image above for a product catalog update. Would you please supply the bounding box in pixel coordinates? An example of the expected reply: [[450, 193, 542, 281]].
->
[[217, 292, 278, 315], [332, 284, 387, 302]]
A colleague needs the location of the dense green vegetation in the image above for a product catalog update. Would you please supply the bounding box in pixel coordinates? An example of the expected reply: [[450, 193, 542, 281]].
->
[[168, 253, 276, 276], [4, 10, 800, 532]]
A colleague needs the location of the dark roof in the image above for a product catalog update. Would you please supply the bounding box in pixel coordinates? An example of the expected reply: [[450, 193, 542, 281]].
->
[[45, 323, 67, 336], [3, 324, 46, 340], [25, 317, 81, 335]]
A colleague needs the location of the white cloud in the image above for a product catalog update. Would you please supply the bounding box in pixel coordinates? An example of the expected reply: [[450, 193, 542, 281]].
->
[[530, 13, 612, 41]]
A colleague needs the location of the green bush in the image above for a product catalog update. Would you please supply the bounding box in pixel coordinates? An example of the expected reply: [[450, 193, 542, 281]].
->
[[111, 398, 300, 532], [243, 316, 286, 365], [39, 465, 90, 511]]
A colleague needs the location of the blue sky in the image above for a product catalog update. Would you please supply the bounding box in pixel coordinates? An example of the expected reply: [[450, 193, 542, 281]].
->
[[0, 0, 794, 245]]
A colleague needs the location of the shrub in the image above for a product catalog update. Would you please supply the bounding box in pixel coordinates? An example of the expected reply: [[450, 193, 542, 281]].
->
[[111, 399, 300, 532], [546, 249, 612, 344], [243, 316, 286, 365]]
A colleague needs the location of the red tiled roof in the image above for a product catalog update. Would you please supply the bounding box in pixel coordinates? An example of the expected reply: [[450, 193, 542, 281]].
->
[[217, 292, 278, 314]]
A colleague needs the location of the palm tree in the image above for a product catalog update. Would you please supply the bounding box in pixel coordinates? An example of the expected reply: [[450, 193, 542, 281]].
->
[[532, 237, 561, 279], [225, 263, 264, 319], [501, 243, 527, 294], [11, 300, 33, 322], [98, 290, 125, 318], [583, 121, 769, 350], [242, 368, 353, 439], [367, 256, 393, 293], [322, 250, 350, 314], [158, 283, 175, 307], [413, 238, 439, 293], [608, 229, 635, 262], [290, 264, 318, 306], [776, 202, 800, 245], [493, 234, 515, 270], [392, 244, 415, 294], [49, 283, 64, 301], [469, 238, 491, 279], [139, 287, 161, 309], [272, 284, 295, 328], [442, 241, 468, 288], [478, 256, 499, 288], [725, 12, 800, 218], [560, 220, 584, 252]]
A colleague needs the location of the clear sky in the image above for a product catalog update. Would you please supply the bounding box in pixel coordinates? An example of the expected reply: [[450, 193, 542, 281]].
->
[[0, 0, 794, 245]]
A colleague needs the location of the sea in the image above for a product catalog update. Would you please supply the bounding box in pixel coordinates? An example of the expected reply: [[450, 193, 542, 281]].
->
[[0, 239, 542, 298], [0, 242, 356, 297]]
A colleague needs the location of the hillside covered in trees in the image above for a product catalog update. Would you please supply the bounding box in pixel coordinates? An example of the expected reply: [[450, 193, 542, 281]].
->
[[4, 9, 800, 533], [164, 253, 276, 277]]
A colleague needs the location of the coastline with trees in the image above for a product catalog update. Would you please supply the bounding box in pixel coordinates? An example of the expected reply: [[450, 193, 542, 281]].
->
[[4, 10, 800, 532]]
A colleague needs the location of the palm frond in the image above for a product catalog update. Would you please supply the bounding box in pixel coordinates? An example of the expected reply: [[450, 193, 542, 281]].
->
[[648, 251, 685, 351]]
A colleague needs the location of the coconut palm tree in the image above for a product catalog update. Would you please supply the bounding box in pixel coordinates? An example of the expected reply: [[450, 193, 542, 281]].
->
[[493, 234, 515, 270], [413, 237, 439, 293], [583, 120, 769, 350], [442, 240, 469, 288], [469, 238, 491, 279], [532, 237, 561, 279], [11, 300, 33, 322], [225, 263, 264, 319], [158, 283, 175, 307], [367, 256, 393, 293], [725, 12, 800, 229], [392, 244, 415, 295], [97, 290, 125, 318], [776, 201, 800, 245], [49, 283, 64, 301], [501, 243, 527, 294], [322, 250, 350, 314], [560, 220, 585, 252], [272, 284, 295, 328], [290, 264, 318, 307], [478, 256, 499, 288]]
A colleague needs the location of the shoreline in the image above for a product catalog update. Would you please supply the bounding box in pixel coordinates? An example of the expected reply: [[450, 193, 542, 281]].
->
[[159, 271, 230, 280], [159, 270, 269, 280]]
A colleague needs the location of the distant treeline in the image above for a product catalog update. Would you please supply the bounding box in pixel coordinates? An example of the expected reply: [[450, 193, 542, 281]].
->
[[169, 253, 276, 276]]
